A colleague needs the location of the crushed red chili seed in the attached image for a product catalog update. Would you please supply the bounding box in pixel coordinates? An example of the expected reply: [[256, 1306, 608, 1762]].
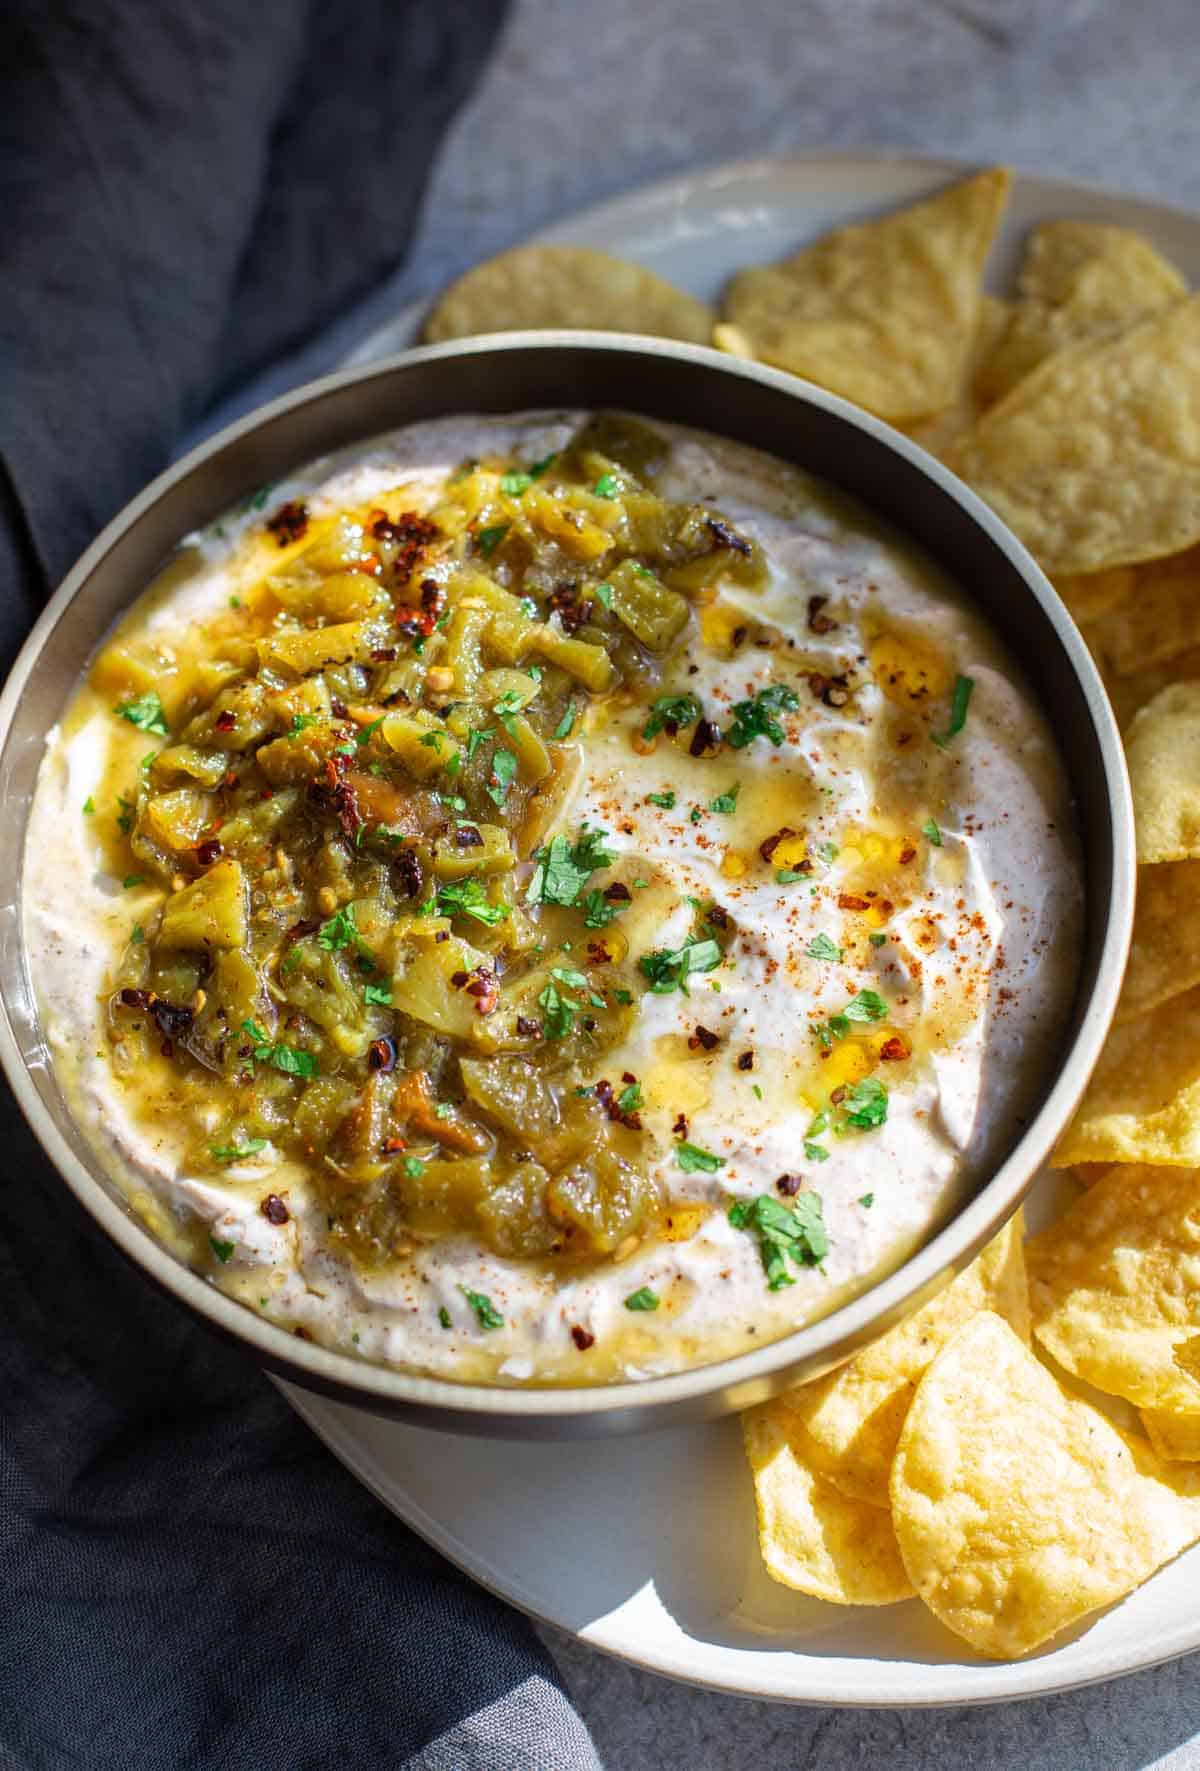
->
[[262, 1194, 290, 1225], [880, 1035, 910, 1061], [571, 1326, 595, 1351], [266, 500, 309, 546]]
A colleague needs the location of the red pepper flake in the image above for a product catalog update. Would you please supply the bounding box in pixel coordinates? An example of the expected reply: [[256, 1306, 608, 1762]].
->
[[214, 709, 237, 733], [706, 903, 731, 929], [807, 672, 850, 707], [368, 1036, 398, 1073], [899, 846, 917, 865], [391, 850, 423, 899], [195, 838, 223, 868], [382, 1135, 408, 1154], [689, 718, 723, 759], [880, 1035, 910, 1061], [119, 987, 154, 1011], [672, 1113, 689, 1138], [261, 1194, 290, 1225], [586, 939, 613, 965], [465, 968, 498, 1016], [829, 1086, 847, 1106], [759, 827, 798, 865], [371, 646, 398, 663], [370, 510, 440, 586], [293, 1326, 313, 1342], [266, 500, 309, 546], [450, 970, 469, 989], [515, 1015, 542, 1038], [455, 825, 484, 849], [546, 582, 586, 634], [688, 1025, 720, 1052], [775, 1173, 803, 1196], [736, 1050, 754, 1071], [571, 1325, 596, 1351], [807, 594, 837, 635], [603, 881, 632, 903], [838, 893, 871, 912]]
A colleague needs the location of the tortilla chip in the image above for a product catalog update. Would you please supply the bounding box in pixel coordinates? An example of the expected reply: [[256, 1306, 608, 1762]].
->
[[422, 246, 713, 345], [1053, 565, 1136, 626], [1073, 1163, 1116, 1188], [1028, 1164, 1200, 1411], [948, 297, 1200, 575], [903, 295, 1012, 458], [742, 1405, 913, 1605], [1053, 983, 1200, 1167], [1176, 1333, 1200, 1385], [890, 1311, 1200, 1656], [1099, 646, 1200, 732], [1085, 544, 1200, 676], [1127, 683, 1200, 862], [976, 221, 1186, 405], [778, 1214, 1028, 1507], [1141, 1405, 1200, 1461], [1118, 860, 1200, 1022], [721, 168, 1010, 422]]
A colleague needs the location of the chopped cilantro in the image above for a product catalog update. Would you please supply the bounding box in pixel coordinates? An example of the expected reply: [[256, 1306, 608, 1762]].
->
[[858, 1192, 875, 1208], [241, 1019, 320, 1079], [519, 596, 538, 618], [289, 713, 317, 737], [439, 1306, 453, 1329], [727, 1192, 827, 1290], [647, 790, 676, 809], [844, 1076, 889, 1129], [751, 1083, 763, 1100], [642, 693, 702, 740], [932, 673, 974, 750], [537, 981, 576, 1040], [617, 1081, 643, 1115], [122, 875, 144, 889], [485, 747, 518, 806], [355, 716, 386, 748], [922, 817, 942, 846], [808, 1108, 830, 1137], [211, 1139, 267, 1163], [403, 1156, 425, 1179], [492, 689, 525, 738], [804, 1141, 829, 1163], [843, 989, 888, 1023], [624, 1287, 660, 1312], [460, 1286, 504, 1330], [529, 451, 557, 479], [638, 936, 721, 995], [593, 472, 620, 498], [130, 924, 144, 944], [777, 869, 806, 885], [593, 582, 614, 609], [814, 840, 839, 866], [115, 692, 169, 736], [583, 888, 620, 929], [708, 783, 740, 814], [317, 903, 373, 956], [466, 726, 495, 760], [613, 988, 633, 1005], [869, 931, 887, 947], [477, 521, 509, 557], [725, 684, 798, 749], [364, 982, 393, 1006], [675, 1140, 725, 1174], [209, 1236, 236, 1264], [500, 471, 532, 496], [527, 824, 614, 907], [435, 875, 509, 927], [806, 933, 842, 963], [553, 704, 577, 740], [82, 796, 95, 815]]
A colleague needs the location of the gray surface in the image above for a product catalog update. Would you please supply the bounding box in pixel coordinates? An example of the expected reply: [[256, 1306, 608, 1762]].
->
[[219, 0, 1200, 1761]]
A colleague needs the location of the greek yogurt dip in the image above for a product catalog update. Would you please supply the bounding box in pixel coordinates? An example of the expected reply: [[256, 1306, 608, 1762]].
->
[[24, 412, 1082, 1384]]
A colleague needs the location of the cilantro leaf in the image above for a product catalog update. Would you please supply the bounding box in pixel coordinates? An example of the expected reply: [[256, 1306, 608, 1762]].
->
[[593, 472, 620, 498], [725, 684, 798, 749], [438, 1306, 453, 1328], [115, 692, 169, 736], [317, 903, 371, 954], [624, 1286, 660, 1312], [804, 1141, 829, 1162], [869, 931, 887, 947], [537, 981, 576, 1040], [922, 816, 942, 846], [82, 796, 96, 815], [500, 471, 532, 496], [806, 933, 842, 962], [842, 989, 888, 1023], [526, 824, 614, 907], [675, 1140, 725, 1174], [646, 790, 676, 809], [485, 747, 518, 806], [460, 1286, 504, 1330], [638, 936, 721, 995], [240, 1019, 319, 1079], [844, 1076, 889, 1129], [932, 673, 974, 750], [209, 1236, 236, 1264], [582, 888, 620, 929], [708, 783, 740, 814], [210, 1140, 267, 1163], [364, 982, 393, 1006], [642, 694, 702, 740], [616, 1082, 642, 1115], [477, 522, 509, 557], [355, 715, 386, 748], [435, 875, 509, 927], [727, 1192, 827, 1290], [553, 704, 577, 740], [403, 1156, 425, 1178]]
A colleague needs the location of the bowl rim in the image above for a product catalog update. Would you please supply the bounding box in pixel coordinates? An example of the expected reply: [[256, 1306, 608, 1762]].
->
[[0, 331, 1135, 1430]]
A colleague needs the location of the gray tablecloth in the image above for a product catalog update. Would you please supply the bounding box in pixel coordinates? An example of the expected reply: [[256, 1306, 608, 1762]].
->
[[232, 1, 1200, 1764]]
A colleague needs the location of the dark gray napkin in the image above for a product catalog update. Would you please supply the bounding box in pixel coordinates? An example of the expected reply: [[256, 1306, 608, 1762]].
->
[[0, 4, 601, 1766]]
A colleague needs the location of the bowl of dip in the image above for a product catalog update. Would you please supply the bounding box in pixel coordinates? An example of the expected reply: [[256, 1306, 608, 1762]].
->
[[0, 335, 1133, 1435]]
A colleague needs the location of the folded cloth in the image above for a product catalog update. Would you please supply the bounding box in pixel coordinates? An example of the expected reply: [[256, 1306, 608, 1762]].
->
[[0, 3, 601, 1766]]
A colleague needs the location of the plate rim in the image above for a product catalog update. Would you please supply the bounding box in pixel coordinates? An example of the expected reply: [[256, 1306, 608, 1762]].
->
[[310, 148, 1200, 1707]]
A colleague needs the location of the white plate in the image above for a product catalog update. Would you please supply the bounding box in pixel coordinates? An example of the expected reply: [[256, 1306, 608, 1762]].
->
[[282, 153, 1200, 1706]]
